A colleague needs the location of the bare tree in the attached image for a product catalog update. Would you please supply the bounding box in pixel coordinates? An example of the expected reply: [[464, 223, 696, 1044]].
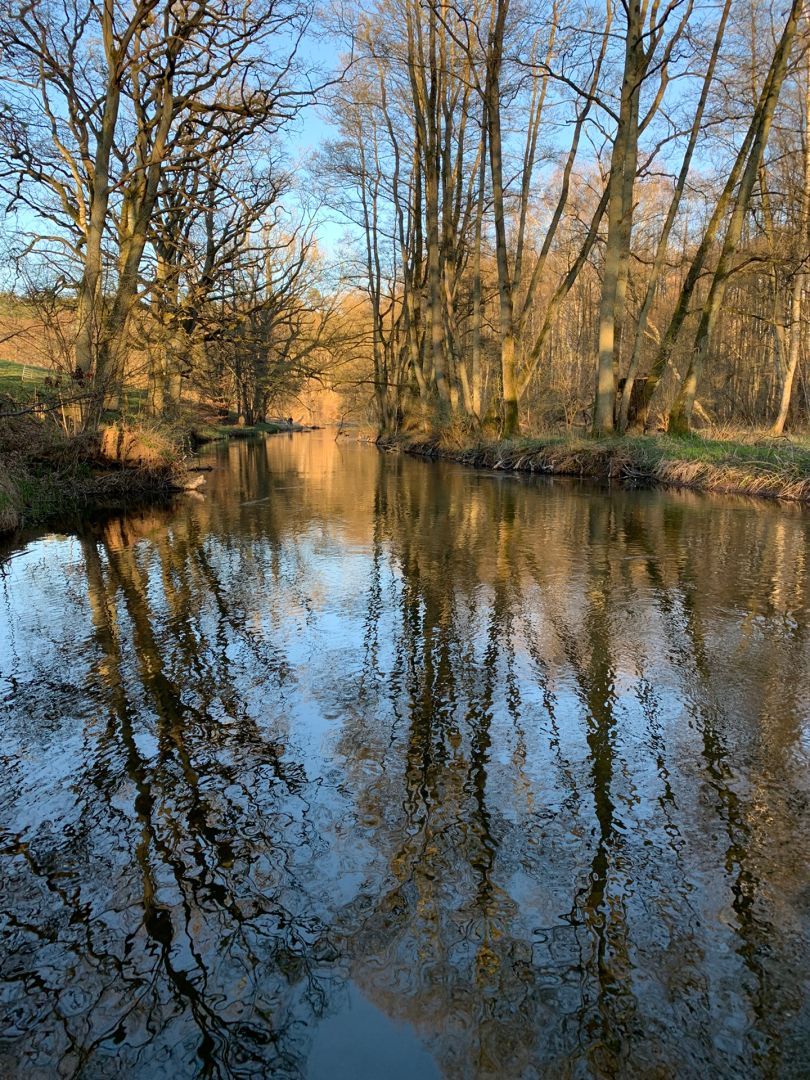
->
[[667, 0, 803, 433], [592, 0, 693, 434], [0, 0, 313, 413]]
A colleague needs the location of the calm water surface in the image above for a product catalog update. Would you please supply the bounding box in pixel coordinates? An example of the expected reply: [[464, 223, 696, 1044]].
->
[[1, 433, 810, 1078]]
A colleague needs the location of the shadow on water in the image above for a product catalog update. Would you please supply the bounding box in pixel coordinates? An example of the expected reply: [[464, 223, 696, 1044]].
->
[[1, 432, 809, 1078]]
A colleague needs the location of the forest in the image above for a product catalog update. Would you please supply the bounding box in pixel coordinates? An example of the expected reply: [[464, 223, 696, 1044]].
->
[[0, 0, 809, 505]]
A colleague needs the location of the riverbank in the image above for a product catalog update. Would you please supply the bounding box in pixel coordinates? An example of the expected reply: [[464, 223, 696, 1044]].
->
[[0, 404, 309, 536], [0, 356, 309, 534], [0, 411, 202, 535], [380, 430, 810, 503], [190, 419, 284, 443]]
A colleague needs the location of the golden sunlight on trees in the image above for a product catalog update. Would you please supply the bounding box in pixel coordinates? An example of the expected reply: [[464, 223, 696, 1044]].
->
[[1, 0, 809, 438], [319, 0, 810, 438], [0, 0, 331, 421]]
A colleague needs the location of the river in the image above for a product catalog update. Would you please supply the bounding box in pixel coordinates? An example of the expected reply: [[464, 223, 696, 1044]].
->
[[1, 431, 809, 1078]]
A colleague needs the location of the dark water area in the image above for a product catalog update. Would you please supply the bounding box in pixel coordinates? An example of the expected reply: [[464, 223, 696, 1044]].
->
[[1, 432, 810, 1078]]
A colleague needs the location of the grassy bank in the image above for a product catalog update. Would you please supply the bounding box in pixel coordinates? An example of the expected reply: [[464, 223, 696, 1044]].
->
[[0, 358, 148, 414], [381, 430, 810, 503], [191, 418, 283, 443], [0, 362, 286, 438]]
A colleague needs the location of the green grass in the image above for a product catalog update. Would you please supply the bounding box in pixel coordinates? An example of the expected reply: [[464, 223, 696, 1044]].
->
[[0, 359, 55, 402], [487, 430, 810, 472], [13, 468, 72, 522], [0, 451, 94, 527], [215, 421, 282, 437], [192, 419, 283, 443], [0, 358, 148, 416], [621, 432, 810, 470]]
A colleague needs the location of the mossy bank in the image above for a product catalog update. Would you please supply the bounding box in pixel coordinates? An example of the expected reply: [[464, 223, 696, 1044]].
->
[[379, 431, 810, 503]]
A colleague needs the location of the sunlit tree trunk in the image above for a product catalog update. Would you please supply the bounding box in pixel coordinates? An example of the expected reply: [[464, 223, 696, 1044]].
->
[[485, 0, 519, 436], [773, 13, 810, 434], [668, 0, 802, 434], [592, 0, 643, 435], [618, 0, 731, 432], [406, 0, 450, 414]]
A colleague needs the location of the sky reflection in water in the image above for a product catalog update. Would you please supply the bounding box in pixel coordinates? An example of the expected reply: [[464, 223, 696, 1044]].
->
[[1, 432, 809, 1078]]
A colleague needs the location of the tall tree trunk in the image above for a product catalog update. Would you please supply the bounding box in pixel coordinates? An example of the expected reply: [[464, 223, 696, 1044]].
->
[[74, 73, 122, 376], [773, 271, 804, 434], [668, 0, 802, 434], [486, 0, 518, 436], [618, 0, 731, 432], [470, 107, 488, 420], [406, 0, 450, 414], [592, 0, 643, 435], [773, 14, 810, 434]]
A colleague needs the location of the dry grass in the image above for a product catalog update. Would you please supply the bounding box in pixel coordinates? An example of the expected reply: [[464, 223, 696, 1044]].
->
[[0, 395, 58, 457], [646, 456, 810, 501]]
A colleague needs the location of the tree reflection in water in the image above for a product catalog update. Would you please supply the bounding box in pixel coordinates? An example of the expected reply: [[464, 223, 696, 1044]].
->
[[1, 433, 809, 1078]]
